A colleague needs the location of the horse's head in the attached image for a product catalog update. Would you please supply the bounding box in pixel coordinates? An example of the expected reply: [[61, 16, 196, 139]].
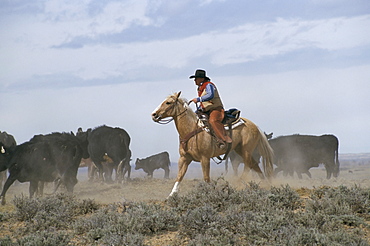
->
[[152, 91, 185, 123]]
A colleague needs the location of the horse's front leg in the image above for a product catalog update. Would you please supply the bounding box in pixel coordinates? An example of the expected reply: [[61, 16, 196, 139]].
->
[[168, 155, 192, 197], [200, 157, 211, 183]]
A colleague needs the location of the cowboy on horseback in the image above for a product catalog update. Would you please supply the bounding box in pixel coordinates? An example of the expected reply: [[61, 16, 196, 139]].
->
[[190, 69, 233, 147]]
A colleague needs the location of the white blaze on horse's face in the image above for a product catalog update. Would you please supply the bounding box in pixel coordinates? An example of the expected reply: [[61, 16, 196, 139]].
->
[[151, 103, 162, 122], [1, 146, 5, 154], [151, 101, 164, 122]]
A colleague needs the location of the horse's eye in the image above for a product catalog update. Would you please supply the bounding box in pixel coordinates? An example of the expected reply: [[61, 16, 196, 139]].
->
[[166, 101, 171, 105]]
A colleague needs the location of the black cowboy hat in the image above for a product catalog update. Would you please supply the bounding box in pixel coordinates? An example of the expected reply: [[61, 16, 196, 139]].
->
[[189, 69, 210, 80]]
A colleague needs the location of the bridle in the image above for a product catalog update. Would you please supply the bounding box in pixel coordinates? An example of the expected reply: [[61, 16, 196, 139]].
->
[[154, 96, 189, 125]]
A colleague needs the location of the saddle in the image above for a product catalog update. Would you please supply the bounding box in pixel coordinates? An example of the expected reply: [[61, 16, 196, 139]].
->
[[198, 108, 241, 127], [222, 108, 241, 125]]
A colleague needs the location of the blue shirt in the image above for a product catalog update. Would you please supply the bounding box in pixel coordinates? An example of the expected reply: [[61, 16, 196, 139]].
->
[[197, 83, 215, 102]]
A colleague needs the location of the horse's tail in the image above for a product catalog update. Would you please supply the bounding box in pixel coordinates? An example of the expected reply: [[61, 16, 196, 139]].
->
[[256, 128, 274, 179]]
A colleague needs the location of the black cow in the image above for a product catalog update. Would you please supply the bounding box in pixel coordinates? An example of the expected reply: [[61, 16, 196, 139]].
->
[[0, 132, 89, 205], [0, 131, 17, 189], [78, 126, 131, 183], [31, 132, 89, 194], [225, 132, 273, 177], [269, 134, 340, 179], [135, 151, 171, 179]]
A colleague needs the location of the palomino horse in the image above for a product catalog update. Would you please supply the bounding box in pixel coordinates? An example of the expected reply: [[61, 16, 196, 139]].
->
[[151, 92, 274, 197]]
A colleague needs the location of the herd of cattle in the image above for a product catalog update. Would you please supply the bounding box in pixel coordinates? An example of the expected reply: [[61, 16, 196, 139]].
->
[[0, 127, 340, 205], [0, 127, 171, 205]]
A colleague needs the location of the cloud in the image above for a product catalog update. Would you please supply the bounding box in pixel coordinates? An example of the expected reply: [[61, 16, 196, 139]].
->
[[1, 0, 369, 91]]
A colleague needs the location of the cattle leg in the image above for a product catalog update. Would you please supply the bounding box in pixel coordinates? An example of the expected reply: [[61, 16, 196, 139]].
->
[[88, 162, 97, 182], [0, 175, 17, 205], [37, 181, 45, 197], [0, 171, 6, 190], [51, 178, 62, 194], [93, 161, 104, 183], [296, 171, 303, 179], [168, 155, 192, 197], [163, 167, 170, 179], [305, 170, 312, 178], [117, 159, 131, 182], [326, 170, 332, 179], [273, 167, 283, 177], [124, 164, 131, 180], [324, 162, 335, 179], [29, 181, 39, 198], [103, 163, 115, 183], [149, 171, 154, 178]]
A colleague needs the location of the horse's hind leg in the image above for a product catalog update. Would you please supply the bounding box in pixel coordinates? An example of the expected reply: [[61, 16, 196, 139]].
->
[[238, 150, 264, 180], [251, 159, 265, 179], [236, 150, 253, 180]]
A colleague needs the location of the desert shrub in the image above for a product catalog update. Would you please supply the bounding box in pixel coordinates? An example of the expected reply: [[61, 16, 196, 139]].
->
[[0, 212, 8, 222], [168, 180, 369, 245], [76, 198, 101, 214], [73, 204, 120, 236], [10, 193, 101, 237], [306, 185, 369, 229], [287, 228, 369, 246], [12, 194, 40, 221], [15, 230, 71, 245], [309, 185, 370, 215], [74, 202, 179, 244], [123, 202, 179, 234], [294, 211, 339, 232], [187, 232, 240, 246], [180, 205, 220, 238], [1, 179, 368, 245], [0, 236, 14, 246], [166, 178, 236, 212], [97, 232, 145, 246], [12, 193, 79, 232], [268, 184, 302, 210], [180, 205, 242, 245]]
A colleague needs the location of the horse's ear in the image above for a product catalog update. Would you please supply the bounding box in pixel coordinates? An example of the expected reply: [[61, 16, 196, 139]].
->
[[176, 91, 181, 99]]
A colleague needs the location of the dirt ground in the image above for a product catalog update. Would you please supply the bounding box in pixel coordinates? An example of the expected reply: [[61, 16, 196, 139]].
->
[[1, 161, 369, 206]]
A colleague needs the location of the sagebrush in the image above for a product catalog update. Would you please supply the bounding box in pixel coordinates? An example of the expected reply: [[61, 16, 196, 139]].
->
[[0, 179, 369, 246]]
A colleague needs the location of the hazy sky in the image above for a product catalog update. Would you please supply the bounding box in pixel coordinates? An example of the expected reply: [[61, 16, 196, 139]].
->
[[1, 0, 369, 162]]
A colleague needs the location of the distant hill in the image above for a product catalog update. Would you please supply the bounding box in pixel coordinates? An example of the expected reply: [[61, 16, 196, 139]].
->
[[339, 153, 370, 166]]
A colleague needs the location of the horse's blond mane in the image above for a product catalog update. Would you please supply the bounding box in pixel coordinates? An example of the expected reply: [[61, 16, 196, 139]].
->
[[178, 97, 188, 105]]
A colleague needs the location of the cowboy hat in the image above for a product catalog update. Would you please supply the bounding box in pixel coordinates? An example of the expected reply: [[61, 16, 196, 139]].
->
[[189, 69, 210, 80]]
